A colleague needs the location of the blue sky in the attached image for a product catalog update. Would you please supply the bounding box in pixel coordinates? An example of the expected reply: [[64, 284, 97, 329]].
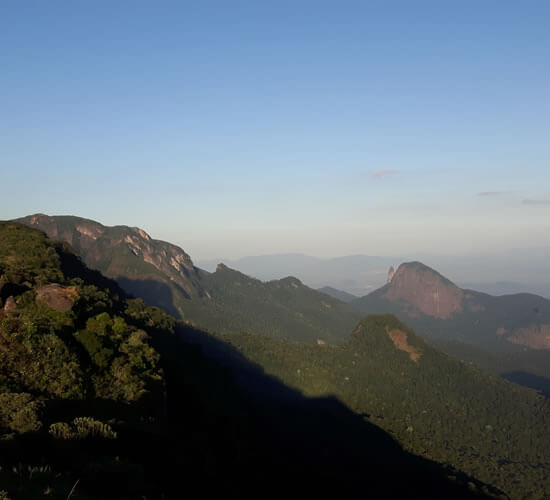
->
[[1, 1, 549, 259]]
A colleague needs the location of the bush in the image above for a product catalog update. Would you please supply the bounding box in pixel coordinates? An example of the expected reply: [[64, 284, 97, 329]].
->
[[0, 393, 43, 434]]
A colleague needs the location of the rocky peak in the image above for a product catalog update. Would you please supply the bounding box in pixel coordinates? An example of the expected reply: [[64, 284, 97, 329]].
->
[[387, 266, 395, 283], [383, 262, 463, 319], [131, 227, 151, 241], [15, 214, 203, 299]]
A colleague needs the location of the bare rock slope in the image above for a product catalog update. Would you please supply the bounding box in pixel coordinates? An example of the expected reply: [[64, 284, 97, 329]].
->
[[353, 262, 550, 351]]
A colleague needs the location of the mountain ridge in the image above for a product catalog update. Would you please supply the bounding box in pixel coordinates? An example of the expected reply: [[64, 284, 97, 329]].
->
[[353, 261, 550, 351], [16, 214, 362, 344], [0, 220, 498, 499]]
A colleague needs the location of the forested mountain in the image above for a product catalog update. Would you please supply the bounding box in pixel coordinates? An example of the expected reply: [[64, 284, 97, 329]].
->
[[198, 253, 400, 296], [432, 338, 550, 397], [0, 221, 170, 497], [17, 214, 361, 343], [353, 261, 550, 352], [209, 314, 550, 499], [198, 252, 550, 300], [0, 221, 497, 499], [178, 264, 362, 343]]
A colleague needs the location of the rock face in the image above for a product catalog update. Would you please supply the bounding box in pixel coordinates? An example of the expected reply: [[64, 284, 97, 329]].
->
[[387, 328, 422, 362], [354, 261, 550, 351], [387, 266, 395, 284], [382, 262, 463, 319], [35, 284, 78, 312], [507, 324, 550, 349], [16, 214, 203, 300]]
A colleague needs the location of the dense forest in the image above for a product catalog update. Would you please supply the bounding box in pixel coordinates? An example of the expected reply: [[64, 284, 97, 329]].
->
[[208, 316, 550, 499], [432, 338, 550, 397], [1, 222, 496, 498], [178, 263, 362, 342]]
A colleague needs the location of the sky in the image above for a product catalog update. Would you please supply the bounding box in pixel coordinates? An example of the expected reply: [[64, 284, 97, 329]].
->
[[1, 1, 549, 260]]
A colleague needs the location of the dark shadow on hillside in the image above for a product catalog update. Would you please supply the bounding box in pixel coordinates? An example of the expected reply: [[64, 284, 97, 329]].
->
[[0, 317, 498, 499], [147, 323, 498, 498], [56, 244, 125, 297], [502, 371, 550, 398], [116, 277, 181, 318]]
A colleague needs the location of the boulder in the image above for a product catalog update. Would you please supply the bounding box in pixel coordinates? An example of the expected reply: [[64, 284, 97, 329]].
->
[[35, 284, 78, 312], [3, 296, 16, 313]]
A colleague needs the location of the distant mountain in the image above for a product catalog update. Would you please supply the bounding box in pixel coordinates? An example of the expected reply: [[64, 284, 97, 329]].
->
[[318, 286, 358, 303], [458, 281, 550, 300], [198, 253, 399, 296], [199, 252, 550, 299], [352, 261, 550, 351], [17, 214, 361, 343]]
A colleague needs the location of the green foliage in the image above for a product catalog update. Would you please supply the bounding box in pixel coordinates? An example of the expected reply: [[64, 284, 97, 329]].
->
[[0, 393, 43, 435], [72, 285, 113, 319], [0, 323, 84, 399], [125, 299, 176, 334], [0, 222, 172, 498], [0, 223, 63, 286], [74, 329, 114, 369], [215, 314, 550, 499], [179, 266, 362, 343]]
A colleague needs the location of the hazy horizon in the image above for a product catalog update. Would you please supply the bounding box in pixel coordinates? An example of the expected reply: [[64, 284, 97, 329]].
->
[[2, 2, 549, 260]]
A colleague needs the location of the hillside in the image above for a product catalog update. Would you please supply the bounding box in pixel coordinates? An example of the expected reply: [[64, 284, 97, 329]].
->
[[352, 261, 550, 351], [432, 338, 550, 397], [17, 214, 361, 343], [0, 221, 495, 499], [177, 264, 362, 343], [0, 221, 172, 497], [210, 314, 550, 499], [318, 285, 358, 303]]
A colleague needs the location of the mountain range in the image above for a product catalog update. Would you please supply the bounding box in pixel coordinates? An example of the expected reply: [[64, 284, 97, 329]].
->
[[19, 214, 550, 354], [0, 219, 505, 499], [3, 219, 550, 498], [16, 214, 362, 344], [198, 251, 550, 299]]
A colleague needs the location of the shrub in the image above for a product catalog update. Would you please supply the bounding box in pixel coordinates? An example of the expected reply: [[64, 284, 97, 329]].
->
[[0, 393, 43, 434]]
